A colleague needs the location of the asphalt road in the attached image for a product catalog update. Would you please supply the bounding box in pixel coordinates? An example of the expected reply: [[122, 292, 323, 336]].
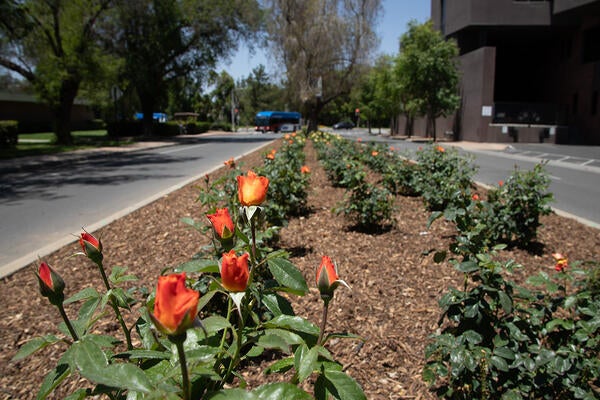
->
[[0, 133, 274, 278]]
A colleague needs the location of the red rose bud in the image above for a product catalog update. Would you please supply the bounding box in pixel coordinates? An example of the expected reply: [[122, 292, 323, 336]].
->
[[220, 250, 250, 292], [316, 256, 349, 302], [207, 208, 235, 240], [151, 273, 199, 336], [552, 253, 569, 272], [237, 170, 269, 206], [36, 261, 65, 305], [79, 231, 103, 263]]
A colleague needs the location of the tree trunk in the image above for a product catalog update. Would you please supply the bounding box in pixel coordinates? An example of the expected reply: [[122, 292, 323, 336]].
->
[[140, 96, 156, 137], [53, 79, 80, 145], [430, 113, 437, 142], [306, 98, 322, 133]]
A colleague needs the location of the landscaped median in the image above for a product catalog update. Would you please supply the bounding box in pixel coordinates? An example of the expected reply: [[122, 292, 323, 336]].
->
[[2, 132, 599, 399]]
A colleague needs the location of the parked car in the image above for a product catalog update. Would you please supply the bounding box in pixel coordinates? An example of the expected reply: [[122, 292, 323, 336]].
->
[[333, 121, 354, 129]]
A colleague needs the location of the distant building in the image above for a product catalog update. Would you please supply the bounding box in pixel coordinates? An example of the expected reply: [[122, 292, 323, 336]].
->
[[0, 91, 94, 133], [423, 0, 600, 144]]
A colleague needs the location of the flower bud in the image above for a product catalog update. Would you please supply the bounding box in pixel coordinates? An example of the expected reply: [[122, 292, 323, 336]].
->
[[237, 171, 269, 206], [301, 165, 310, 174], [36, 261, 65, 305], [316, 256, 349, 303], [150, 273, 199, 336], [220, 250, 250, 292], [207, 208, 235, 240], [79, 232, 103, 264]]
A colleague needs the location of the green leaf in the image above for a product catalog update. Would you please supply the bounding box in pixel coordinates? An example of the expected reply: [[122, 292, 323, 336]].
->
[[490, 355, 509, 372], [462, 330, 482, 345], [497, 291, 512, 313], [294, 344, 318, 383], [12, 335, 60, 361], [267, 258, 308, 295], [262, 293, 294, 317], [494, 346, 515, 361], [115, 350, 170, 360], [264, 315, 319, 336], [36, 363, 71, 400], [456, 260, 478, 273], [64, 287, 101, 304], [202, 315, 231, 336], [178, 259, 219, 274], [264, 357, 294, 375], [206, 388, 257, 399], [322, 369, 367, 400], [254, 382, 312, 399], [71, 339, 153, 393]]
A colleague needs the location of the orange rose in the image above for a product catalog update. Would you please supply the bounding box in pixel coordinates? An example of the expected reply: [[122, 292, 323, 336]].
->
[[266, 149, 276, 160], [472, 193, 480, 201], [552, 253, 569, 272], [237, 171, 269, 206], [207, 208, 235, 239], [220, 250, 250, 292], [224, 158, 236, 169], [152, 273, 199, 335], [436, 145, 445, 153], [301, 165, 310, 174], [371, 151, 378, 156]]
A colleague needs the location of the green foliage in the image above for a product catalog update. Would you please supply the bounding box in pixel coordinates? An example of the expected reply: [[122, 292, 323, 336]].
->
[[0, 120, 19, 149], [424, 254, 600, 399], [413, 144, 477, 211], [258, 135, 310, 226], [339, 182, 394, 231], [394, 20, 460, 139]]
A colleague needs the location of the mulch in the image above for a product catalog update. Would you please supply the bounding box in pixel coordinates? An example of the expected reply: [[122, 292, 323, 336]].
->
[[1, 138, 599, 400]]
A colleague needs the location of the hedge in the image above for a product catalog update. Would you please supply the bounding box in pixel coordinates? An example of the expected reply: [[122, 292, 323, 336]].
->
[[0, 120, 19, 149]]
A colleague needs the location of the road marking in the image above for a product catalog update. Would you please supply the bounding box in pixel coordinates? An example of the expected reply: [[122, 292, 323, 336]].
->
[[158, 143, 206, 154], [549, 175, 562, 181]]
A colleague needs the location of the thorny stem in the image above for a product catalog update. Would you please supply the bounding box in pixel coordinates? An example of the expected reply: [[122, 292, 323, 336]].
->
[[173, 335, 191, 400], [317, 300, 330, 346], [97, 261, 133, 350], [57, 303, 79, 341]]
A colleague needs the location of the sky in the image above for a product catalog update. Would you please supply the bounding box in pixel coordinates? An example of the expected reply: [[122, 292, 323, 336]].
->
[[218, 1, 431, 82]]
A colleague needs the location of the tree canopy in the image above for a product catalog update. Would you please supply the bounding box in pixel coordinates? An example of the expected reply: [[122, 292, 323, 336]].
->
[[265, 0, 382, 132]]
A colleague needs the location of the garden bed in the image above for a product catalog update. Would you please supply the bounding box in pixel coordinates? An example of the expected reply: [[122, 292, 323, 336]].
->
[[1, 138, 599, 399]]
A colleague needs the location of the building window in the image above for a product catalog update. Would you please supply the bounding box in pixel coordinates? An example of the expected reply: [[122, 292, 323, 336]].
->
[[592, 91, 598, 116], [583, 26, 600, 63]]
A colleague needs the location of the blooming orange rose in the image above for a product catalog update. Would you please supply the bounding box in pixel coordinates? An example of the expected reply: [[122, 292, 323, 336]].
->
[[436, 145, 445, 153], [152, 273, 199, 335], [237, 171, 269, 206], [301, 165, 310, 174], [224, 158, 236, 169], [472, 193, 480, 201], [552, 253, 569, 272], [36, 261, 65, 304], [220, 250, 250, 292], [371, 151, 378, 156], [266, 149, 276, 160], [207, 208, 235, 239]]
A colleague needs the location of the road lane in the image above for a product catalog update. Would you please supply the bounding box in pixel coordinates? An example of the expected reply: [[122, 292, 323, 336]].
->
[[0, 134, 274, 277]]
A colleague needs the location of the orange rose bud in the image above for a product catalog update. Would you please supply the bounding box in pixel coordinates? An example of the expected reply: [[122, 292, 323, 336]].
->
[[207, 208, 235, 240], [237, 170, 269, 206], [552, 253, 569, 272], [316, 256, 349, 303], [371, 151, 378, 156], [79, 231, 103, 263], [220, 250, 250, 292], [472, 193, 480, 201], [36, 261, 65, 305], [436, 145, 445, 152], [224, 158, 236, 169], [152, 273, 199, 336], [301, 165, 310, 174]]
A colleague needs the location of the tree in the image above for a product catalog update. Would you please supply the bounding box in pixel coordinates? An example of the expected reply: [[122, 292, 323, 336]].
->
[[266, 0, 382, 132], [108, 0, 262, 136], [236, 65, 287, 125], [395, 20, 460, 141], [0, 0, 113, 144]]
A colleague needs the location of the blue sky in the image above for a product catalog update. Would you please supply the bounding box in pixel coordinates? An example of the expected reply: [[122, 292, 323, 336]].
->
[[219, 1, 431, 81]]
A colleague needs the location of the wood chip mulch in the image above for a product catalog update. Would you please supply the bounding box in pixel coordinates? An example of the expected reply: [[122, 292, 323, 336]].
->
[[1, 138, 599, 400]]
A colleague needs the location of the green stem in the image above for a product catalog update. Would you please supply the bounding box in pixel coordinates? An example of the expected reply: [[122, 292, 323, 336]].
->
[[56, 303, 79, 341], [215, 297, 233, 374], [250, 217, 257, 265], [221, 297, 245, 388], [317, 300, 330, 346], [97, 261, 133, 350], [173, 335, 191, 400]]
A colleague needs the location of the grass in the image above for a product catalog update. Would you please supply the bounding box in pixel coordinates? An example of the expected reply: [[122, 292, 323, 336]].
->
[[0, 130, 133, 160]]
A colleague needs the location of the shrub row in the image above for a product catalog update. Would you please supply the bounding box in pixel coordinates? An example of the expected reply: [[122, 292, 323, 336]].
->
[[107, 120, 232, 137]]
